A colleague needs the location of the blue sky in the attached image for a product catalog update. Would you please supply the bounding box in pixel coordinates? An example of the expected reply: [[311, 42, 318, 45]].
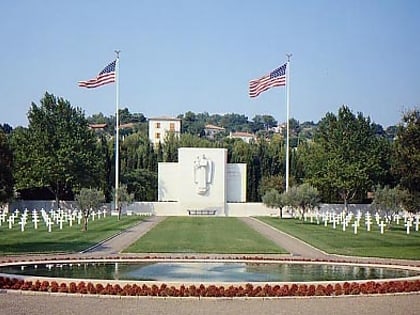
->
[[1, 0, 419, 128]]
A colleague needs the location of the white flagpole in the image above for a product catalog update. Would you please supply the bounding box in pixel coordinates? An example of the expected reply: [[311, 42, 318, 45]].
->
[[114, 50, 120, 211], [285, 54, 292, 192]]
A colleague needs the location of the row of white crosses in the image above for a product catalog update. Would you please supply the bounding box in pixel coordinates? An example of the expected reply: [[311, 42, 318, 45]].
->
[[0, 207, 108, 233], [303, 209, 420, 235]]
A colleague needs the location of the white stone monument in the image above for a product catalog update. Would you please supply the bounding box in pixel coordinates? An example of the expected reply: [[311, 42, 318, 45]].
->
[[158, 148, 246, 216]]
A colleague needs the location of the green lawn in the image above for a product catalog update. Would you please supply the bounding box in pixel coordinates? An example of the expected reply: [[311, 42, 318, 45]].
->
[[258, 217, 420, 260], [124, 217, 286, 254], [0, 216, 143, 254]]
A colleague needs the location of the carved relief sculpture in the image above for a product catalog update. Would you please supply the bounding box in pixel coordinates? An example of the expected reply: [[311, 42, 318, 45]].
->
[[193, 154, 213, 195]]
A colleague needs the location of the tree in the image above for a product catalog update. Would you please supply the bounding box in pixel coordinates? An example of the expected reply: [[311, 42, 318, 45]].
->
[[285, 183, 320, 219], [178, 111, 204, 136], [123, 169, 157, 201], [258, 175, 285, 199], [11, 92, 104, 204], [163, 132, 179, 162], [0, 123, 13, 134], [372, 185, 408, 224], [262, 189, 286, 218], [114, 184, 134, 220], [392, 108, 420, 212], [0, 130, 13, 204], [301, 105, 389, 209], [75, 188, 105, 231], [251, 114, 278, 132]]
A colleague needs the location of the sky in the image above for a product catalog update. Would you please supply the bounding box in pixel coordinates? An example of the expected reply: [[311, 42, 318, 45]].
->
[[1, 0, 419, 128]]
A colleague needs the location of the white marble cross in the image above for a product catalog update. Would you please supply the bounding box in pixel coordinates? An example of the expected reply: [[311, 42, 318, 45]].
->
[[0, 211, 5, 226], [414, 215, 420, 232], [342, 219, 347, 232], [46, 219, 53, 233], [77, 212, 83, 225], [18, 218, 26, 232], [7, 215, 14, 229], [68, 215, 74, 227], [57, 216, 65, 230], [405, 220, 412, 235], [332, 216, 337, 229], [352, 221, 358, 234], [323, 215, 329, 227], [32, 214, 40, 229], [379, 221, 386, 234]]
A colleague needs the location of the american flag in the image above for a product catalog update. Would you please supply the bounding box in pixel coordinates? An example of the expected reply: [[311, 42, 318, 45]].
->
[[249, 63, 287, 98], [78, 60, 116, 88]]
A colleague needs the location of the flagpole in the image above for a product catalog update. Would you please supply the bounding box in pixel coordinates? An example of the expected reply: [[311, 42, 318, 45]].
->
[[114, 50, 120, 212], [285, 53, 292, 192]]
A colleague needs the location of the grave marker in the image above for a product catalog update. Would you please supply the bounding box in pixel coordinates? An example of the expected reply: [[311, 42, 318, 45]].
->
[[366, 217, 372, 232], [332, 216, 337, 229], [405, 220, 412, 235], [7, 215, 14, 229], [414, 215, 420, 232], [18, 218, 26, 232], [32, 213, 40, 229], [0, 211, 5, 226], [77, 212, 83, 225], [379, 221, 386, 234], [352, 221, 358, 234], [57, 216, 65, 230], [46, 219, 53, 233]]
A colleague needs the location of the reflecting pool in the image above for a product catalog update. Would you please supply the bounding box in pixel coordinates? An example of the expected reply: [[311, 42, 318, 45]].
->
[[1, 261, 418, 282]]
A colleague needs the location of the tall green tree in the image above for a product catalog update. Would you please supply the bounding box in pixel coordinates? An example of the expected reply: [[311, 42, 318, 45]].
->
[[258, 175, 285, 198], [284, 183, 320, 219], [113, 184, 134, 220], [75, 187, 105, 231], [392, 108, 420, 212], [301, 105, 390, 209], [11, 92, 103, 204], [262, 188, 286, 218], [372, 185, 408, 223], [0, 130, 13, 204]]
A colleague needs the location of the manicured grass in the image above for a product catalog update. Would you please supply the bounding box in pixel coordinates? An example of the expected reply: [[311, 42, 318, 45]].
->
[[0, 216, 143, 254], [125, 217, 286, 254], [258, 217, 420, 260]]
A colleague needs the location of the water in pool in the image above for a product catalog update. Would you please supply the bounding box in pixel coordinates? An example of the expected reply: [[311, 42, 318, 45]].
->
[[1, 261, 417, 282]]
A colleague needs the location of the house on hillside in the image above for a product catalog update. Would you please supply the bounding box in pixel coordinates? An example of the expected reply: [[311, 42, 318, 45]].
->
[[204, 124, 225, 139], [88, 123, 107, 131], [148, 116, 181, 145], [229, 131, 256, 143]]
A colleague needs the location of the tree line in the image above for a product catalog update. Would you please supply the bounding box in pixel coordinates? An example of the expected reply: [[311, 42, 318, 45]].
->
[[0, 92, 418, 213]]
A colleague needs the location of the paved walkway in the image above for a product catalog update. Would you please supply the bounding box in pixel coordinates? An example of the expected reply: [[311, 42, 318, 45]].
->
[[239, 217, 331, 259], [81, 215, 165, 256], [1, 291, 419, 315]]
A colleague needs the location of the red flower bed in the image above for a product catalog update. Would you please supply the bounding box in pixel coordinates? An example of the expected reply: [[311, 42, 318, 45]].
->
[[1, 276, 420, 297]]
